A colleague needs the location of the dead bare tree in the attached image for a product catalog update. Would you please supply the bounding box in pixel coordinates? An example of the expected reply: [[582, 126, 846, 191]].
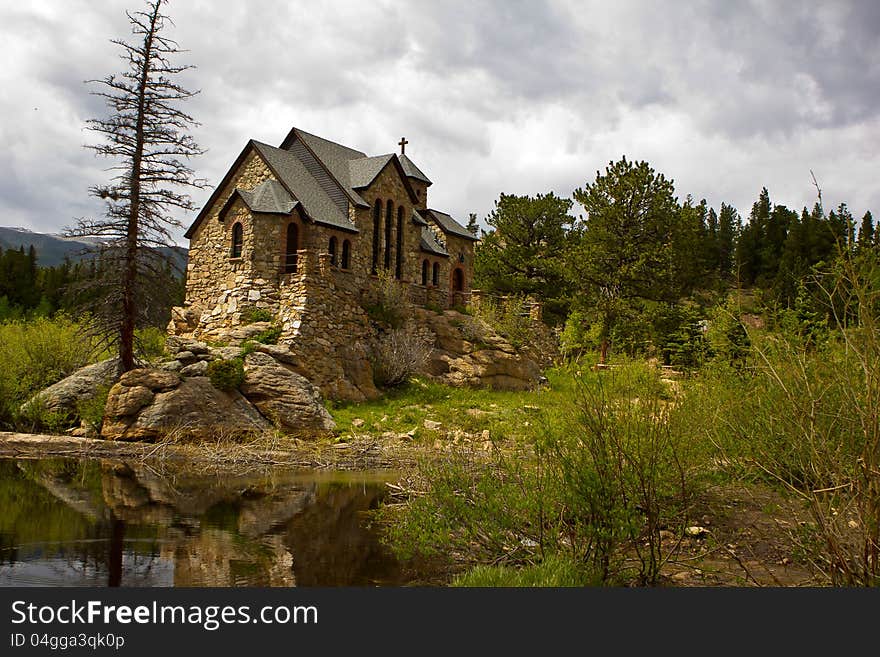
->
[[68, 0, 205, 372]]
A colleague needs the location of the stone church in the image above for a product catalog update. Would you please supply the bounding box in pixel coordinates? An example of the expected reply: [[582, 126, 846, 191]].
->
[[171, 126, 480, 400]]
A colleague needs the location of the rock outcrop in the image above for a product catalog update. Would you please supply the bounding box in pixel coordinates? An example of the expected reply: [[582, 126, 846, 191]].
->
[[412, 308, 543, 390], [102, 372, 272, 441], [22, 358, 120, 419], [240, 352, 336, 434]]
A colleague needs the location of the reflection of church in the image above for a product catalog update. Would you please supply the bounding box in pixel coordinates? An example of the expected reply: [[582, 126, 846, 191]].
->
[[4, 460, 405, 587]]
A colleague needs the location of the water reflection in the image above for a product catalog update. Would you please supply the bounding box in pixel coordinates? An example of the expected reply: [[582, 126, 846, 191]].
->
[[0, 458, 406, 587]]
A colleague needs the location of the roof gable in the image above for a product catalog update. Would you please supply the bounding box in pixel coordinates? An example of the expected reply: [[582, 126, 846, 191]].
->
[[419, 225, 448, 256], [231, 179, 297, 215], [349, 155, 421, 204], [426, 209, 479, 241], [399, 153, 432, 186]]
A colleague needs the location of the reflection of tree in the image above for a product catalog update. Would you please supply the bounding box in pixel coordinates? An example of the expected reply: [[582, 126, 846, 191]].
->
[[108, 518, 124, 587]]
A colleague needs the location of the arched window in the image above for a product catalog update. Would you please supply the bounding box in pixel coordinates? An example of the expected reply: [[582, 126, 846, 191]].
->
[[421, 259, 429, 286], [452, 267, 464, 292], [395, 206, 404, 279], [384, 199, 393, 270], [230, 222, 243, 258], [342, 239, 351, 270], [371, 200, 381, 274], [432, 262, 440, 287], [284, 222, 299, 273], [328, 236, 338, 266]]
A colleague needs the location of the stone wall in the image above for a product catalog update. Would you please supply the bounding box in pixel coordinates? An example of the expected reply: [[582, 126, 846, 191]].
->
[[185, 149, 275, 312]]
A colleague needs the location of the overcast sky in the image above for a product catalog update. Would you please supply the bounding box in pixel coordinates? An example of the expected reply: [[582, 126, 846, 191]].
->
[[2, 0, 878, 244]]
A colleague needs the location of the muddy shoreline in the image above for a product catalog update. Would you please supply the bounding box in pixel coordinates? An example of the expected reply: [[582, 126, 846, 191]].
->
[[0, 431, 419, 473]]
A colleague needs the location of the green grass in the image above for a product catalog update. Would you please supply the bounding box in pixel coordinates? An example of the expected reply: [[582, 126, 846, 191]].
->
[[452, 555, 599, 587], [328, 358, 672, 447], [328, 366, 582, 443]]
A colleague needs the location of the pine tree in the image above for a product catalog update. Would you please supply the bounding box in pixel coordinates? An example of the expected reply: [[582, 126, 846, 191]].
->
[[717, 202, 739, 280], [569, 157, 681, 362], [67, 0, 205, 372], [474, 192, 573, 322], [857, 211, 874, 251]]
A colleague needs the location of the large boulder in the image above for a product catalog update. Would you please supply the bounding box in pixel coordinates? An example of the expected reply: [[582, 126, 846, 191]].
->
[[22, 358, 120, 419], [240, 353, 336, 435], [102, 373, 270, 441]]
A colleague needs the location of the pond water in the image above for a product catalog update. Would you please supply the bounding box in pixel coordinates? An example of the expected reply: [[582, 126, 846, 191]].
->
[[0, 457, 411, 587]]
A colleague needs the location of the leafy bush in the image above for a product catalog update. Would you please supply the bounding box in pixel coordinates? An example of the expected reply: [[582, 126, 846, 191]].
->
[[75, 384, 112, 434], [206, 358, 244, 391], [0, 315, 96, 428], [240, 307, 274, 324], [473, 295, 533, 349], [136, 326, 166, 360], [707, 254, 880, 586], [251, 325, 282, 345]]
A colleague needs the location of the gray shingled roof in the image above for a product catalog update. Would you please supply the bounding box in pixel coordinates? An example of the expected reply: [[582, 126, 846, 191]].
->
[[349, 155, 394, 189], [236, 180, 297, 214], [426, 209, 478, 241], [399, 153, 432, 185], [419, 226, 448, 256], [251, 141, 358, 233], [411, 209, 428, 226], [293, 129, 369, 207]]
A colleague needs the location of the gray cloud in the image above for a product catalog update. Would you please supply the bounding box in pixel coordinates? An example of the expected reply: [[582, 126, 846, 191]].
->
[[1, 0, 877, 242]]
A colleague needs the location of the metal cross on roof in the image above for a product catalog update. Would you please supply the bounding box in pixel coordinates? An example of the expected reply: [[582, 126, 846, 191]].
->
[[398, 136, 408, 155]]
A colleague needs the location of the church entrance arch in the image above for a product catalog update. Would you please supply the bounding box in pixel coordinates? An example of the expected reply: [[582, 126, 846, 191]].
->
[[452, 267, 464, 292]]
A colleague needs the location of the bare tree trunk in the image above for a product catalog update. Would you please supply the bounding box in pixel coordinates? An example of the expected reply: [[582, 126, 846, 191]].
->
[[120, 2, 159, 372]]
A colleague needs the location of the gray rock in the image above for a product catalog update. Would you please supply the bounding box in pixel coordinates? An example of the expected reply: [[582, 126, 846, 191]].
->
[[102, 376, 270, 441], [253, 343, 301, 367], [176, 350, 196, 363], [240, 353, 336, 435], [104, 384, 154, 417], [165, 335, 210, 355], [210, 346, 244, 360], [119, 368, 180, 391], [22, 358, 120, 418], [158, 360, 183, 371], [180, 360, 208, 377]]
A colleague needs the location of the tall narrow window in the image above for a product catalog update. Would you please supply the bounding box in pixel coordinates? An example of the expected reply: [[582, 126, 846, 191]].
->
[[230, 222, 243, 258], [284, 222, 299, 273], [371, 200, 381, 274], [432, 262, 440, 286], [421, 259, 429, 286], [328, 236, 338, 266], [341, 239, 351, 270], [384, 199, 393, 270], [395, 206, 404, 279]]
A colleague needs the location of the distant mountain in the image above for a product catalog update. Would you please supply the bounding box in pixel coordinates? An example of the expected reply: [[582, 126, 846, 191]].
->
[[0, 227, 188, 272]]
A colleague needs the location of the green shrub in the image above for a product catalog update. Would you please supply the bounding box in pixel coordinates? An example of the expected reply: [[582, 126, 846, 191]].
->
[[473, 295, 533, 349], [0, 315, 96, 428], [206, 358, 244, 391], [136, 326, 166, 361], [240, 307, 274, 324], [251, 325, 282, 345], [75, 384, 112, 434]]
